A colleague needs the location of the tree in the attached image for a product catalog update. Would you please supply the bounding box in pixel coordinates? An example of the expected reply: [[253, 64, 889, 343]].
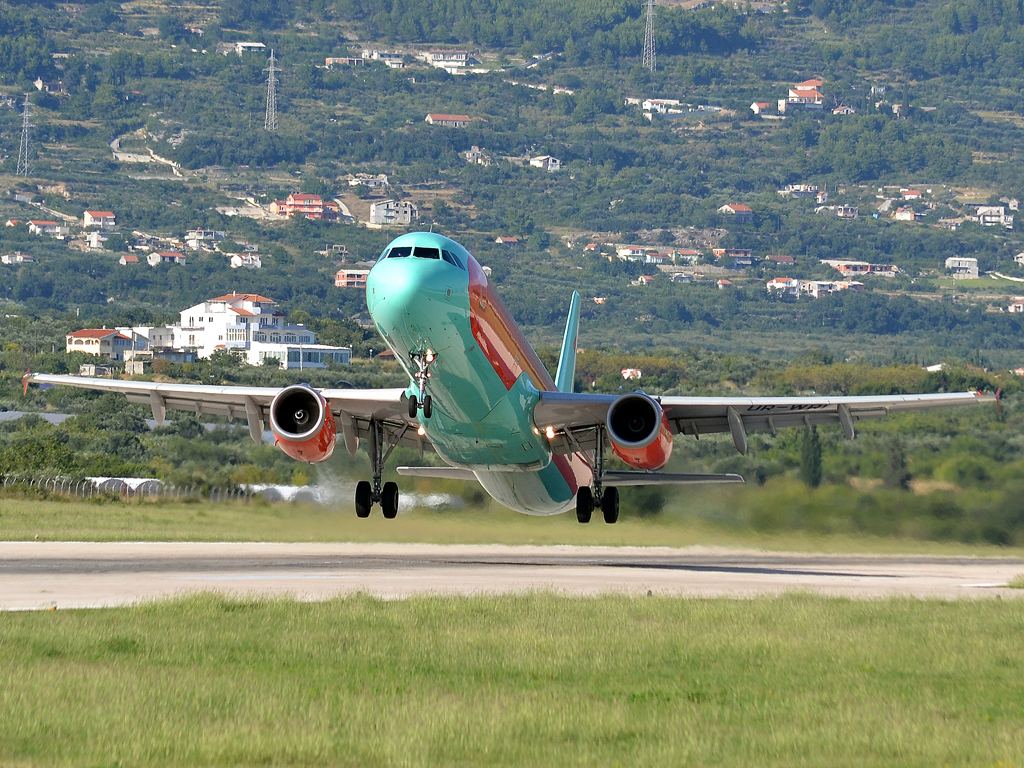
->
[[799, 425, 822, 487], [883, 436, 911, 490]]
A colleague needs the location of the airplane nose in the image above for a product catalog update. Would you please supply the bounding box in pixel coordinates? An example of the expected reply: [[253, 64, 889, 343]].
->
[[367, 256, 449, 340]]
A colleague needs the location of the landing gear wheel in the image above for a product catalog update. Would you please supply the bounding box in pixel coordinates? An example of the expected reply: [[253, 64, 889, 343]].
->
[[602, 486, 619, 524], [408, 395, 418, 419], [381, 481, 399, 519], [575, 487, 593, 524], [422, 395, 433, 419], [355, 481, 372, 518]]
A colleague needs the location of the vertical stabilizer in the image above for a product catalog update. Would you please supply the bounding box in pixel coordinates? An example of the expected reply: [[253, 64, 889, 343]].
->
[[554, 291, 581, 393]]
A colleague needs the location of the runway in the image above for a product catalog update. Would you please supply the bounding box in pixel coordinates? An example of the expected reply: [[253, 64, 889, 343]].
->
[[2, 542, 1023, 609]]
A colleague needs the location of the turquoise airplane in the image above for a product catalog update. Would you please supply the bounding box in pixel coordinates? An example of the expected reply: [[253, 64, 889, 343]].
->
[[27, 232, 995, 522]]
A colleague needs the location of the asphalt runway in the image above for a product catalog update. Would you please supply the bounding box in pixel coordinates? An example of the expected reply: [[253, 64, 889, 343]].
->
[[2, 542, 1024, 609]]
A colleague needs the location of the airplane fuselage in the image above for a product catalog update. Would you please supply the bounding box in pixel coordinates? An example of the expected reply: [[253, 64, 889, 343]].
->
[[366, 232, 590, 514]]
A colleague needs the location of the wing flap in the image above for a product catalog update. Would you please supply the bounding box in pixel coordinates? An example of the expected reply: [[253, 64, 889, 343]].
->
[[396, 466, 477, 481], [602, 471, 745, 486]]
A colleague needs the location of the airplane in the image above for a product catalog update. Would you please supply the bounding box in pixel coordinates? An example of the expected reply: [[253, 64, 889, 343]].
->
[[26, 232, 995, 523]]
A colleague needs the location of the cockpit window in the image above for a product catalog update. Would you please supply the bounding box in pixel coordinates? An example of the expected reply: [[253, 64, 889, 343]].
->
[[387, 246, 413, 259], [441, 250, 464, 269], [414, 247, 441, 259]]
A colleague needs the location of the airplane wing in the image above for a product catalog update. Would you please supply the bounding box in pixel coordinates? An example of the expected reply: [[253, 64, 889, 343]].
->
[[534, 390, 996, 455], [24, 373, 431, 453]]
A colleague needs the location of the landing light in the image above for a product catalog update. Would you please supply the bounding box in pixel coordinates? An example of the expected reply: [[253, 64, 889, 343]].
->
[[426, 350, 435, 363], [417, 426, 426, 436], [545, 425, 556, 440]]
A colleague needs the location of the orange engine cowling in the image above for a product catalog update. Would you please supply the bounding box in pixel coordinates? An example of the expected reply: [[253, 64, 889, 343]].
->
[[606, 392, 673, 471], [269, 385, 337, 463]]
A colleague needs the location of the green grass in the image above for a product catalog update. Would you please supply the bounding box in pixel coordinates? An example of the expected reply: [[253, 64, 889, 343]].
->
[[1, 594, 1023, 767], [1008, 574, 1024, 589], [3, 496, 1024, 556]]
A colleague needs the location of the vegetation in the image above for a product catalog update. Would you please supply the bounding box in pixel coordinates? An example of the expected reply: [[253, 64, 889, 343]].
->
[[1, 594, 1023, 766]]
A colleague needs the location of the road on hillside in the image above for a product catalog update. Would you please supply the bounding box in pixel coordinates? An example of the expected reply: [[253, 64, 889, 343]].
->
[[1, 542, 1022, 609]]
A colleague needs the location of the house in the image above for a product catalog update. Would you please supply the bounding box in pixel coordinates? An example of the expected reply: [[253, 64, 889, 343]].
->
[[425, 114, 471, 128], [712, 248, 754, 267], [832, 105, 856, 115], [616, 246, 646, 260], [643, 99, 682, 114], [425, 50, 469, 70], [836, 205, 859, 219], [800, 280, 863, 298], [1009, 299, 1024, 313], [66, 329, 135, 361], [821, 259, 899, 277], [750, 102, 772, 115], [636, 274, 657, 286], [672, 249, 702, 264], [33, 78, 63, 94], [464, 146, 491, 165], [85, 231, 108, 249], [229, 254, 262, 269], [645, 252, 670, 265], [584, 243, 599, 252], [766, 254, 795, 265], [529, 155, 561, 172], [495, 236, 519, 245], [361, 50, 405, 68], [147, 252, 186, 267], [1014, 253, 1024, 266], [119, 254, 139, 265], [1, 252, 34, 265], [335, 269, 370, 288], [5, 219, 20, 227], [325, 57, 363, 67], [269, 193, 331, 220], [670, 273, 692, 283], [83, 210, 116, 229], [234, 42, 266, 56], [767, 277, 801, 296], [893, 206, 919, 221], [185, 228, 226, 249], [621, 368, 643, 380], [717, 279, 733, 289], [718, 204, 754, 223], [778, 184, 819, 199], [976, 206, 1014, 229], [902, 190, 923, 200], [946, 256, 979, 279], [28, 220, 69, 238], [369, 200, 418, 226]]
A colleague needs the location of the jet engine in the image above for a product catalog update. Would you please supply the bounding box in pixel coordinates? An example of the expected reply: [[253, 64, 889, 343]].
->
[[269, 385, 337, 463], [606, 392, 673, 471]]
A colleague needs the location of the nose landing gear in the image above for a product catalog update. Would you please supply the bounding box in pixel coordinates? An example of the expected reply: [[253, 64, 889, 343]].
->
[[408, 349, 436, 419]]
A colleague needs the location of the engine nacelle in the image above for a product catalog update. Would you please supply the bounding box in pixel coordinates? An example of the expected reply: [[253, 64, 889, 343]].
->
[[269, 385, 337, 463], [606, 392, 673, 471]]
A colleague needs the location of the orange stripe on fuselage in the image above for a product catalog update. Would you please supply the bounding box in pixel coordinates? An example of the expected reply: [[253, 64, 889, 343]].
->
[[468, 256, 555, 392]]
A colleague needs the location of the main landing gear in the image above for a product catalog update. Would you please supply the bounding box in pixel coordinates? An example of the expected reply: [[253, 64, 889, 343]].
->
[[407, 349, 435, 419], [355, 419, 406, 519], [573, 425, 619, 524]]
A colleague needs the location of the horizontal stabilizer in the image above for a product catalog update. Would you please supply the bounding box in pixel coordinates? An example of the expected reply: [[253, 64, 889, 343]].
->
[[602, 471, 745, 487], [396, 466, 477, 481]]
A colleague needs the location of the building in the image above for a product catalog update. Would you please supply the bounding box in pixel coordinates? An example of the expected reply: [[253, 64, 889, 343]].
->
[[976, 206, 1014, 229], [369, 200, 418, 226], [718, 204, 754, 224], [1009, 299, 1024, 313], [902, 189, 923, 200], [348, 174, 389, 189], [495, 236, 519, 245], [147, 252, 186, 267], [893, 206, 918, 221], [1, 252, 34, 265], [778, 184, 819, 198], [529, 155, 561, 172], [832, 105, 856, 115], [229, 253, 261, 269], [269, 193, 332, 220], [185, 228, 225, 250], [119, 254, 138, 265], [643, 99, 682, 114], [767, 277, 801, 296], [766, 254, 795, 265], [83, 210, 116, 229], [28, 220, 69, 238], [821, 259, 899, 277], [836, 205, 859, 219], [325, 57, 363, 67], [778, 78, 825, 113], [335, 269, 370, 288], [712, 248, 754, 267], [750, 101, 772, 115], [234, 42, 266, 56], [801, 280, 864, 298], [66, 329, 136, 361], [361, 50, 405, 68], [464, 146, 491, 165], [425, 114, 471, 128], [946, 256, 979, 279], [616, 246, 646, 260], [424, 50, 468, 70]]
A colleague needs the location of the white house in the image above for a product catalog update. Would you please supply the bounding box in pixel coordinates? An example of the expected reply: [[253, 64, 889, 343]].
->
[[945, 256, 979, 279], [229, 253, 261, 269], [529, 155, 561, 172], [643, 99, 681, 114], [750, 101, 772, 115], [976, 206, 1014, 229], [147, 252, 186, 267], [718, 204, 754, 223], [28, 220, 69, 238], [83, 210, 116, 229], [767, 277, 801, 296], [234, 42, 266, 56], [369, 200, 418, 226], [185, 228, 225, 250], [1, 252, 34, 265]]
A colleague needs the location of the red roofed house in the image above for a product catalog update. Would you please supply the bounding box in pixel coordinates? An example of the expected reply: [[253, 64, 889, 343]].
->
[[335, 269, 370, 288], [750, 101, 772, 115], [495, 236, 520, 245], [766, 254, 795, 265], [83, 210, 116, 229], [28, 220, 69, 237], [66, 329, 134, 361], [902, 189, 923, 200], [718, 204, 754, 224], [119, 254, 139, 265], [269, 193, 329, 220], [425, 113, 471, 128]]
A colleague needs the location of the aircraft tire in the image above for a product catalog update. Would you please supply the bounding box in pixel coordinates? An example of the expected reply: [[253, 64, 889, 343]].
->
[[408, 395, 418, 419], [381, 481, 399, 519], [602, 487, 619, 524], [355, 481, 372, 518], [576, 487, 593, 523], [423, 395, 433, 419]]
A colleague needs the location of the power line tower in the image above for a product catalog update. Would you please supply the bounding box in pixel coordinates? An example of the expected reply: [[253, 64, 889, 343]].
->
[[642, 0, 657, 73], [264, 49, 279, 131], [16, 94, 32, 177]]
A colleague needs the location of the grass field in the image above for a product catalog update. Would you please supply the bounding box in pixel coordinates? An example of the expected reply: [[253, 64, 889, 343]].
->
[[1, 594, 1023, 767], [4, 496, 1024, 556]]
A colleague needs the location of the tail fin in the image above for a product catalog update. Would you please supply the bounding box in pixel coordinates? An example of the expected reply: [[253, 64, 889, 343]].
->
[[554, 291, 581, 393]]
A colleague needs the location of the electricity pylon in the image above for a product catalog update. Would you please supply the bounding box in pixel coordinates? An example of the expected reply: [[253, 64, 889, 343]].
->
[[642, 0, 657, 73], [265, 49, 278, 131]]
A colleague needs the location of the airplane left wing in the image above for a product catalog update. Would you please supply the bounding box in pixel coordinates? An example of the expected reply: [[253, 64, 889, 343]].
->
[[25, 373, 430, 452], [535, 389, 996, 455]]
